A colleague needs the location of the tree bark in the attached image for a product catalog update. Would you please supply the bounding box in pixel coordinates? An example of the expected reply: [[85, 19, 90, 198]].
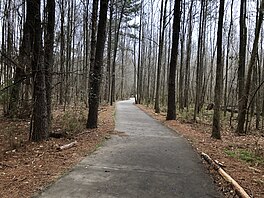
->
[[104, 0, 113, 102], [236, 0, 247, 133], [178, 0, 185, 111], [212, 0, 225, 139], [59, 0, 65, 105], [136, 5, 142, 104], [30, 0, 48, 141], [154, 0, 166, 113], [44, 0, 55, 132], [194, 0, 206, 120], [89, 0, 99, 78], [166, 0, 181, 120], [224, 0, 234, 117], [87, 0, 109, 128]]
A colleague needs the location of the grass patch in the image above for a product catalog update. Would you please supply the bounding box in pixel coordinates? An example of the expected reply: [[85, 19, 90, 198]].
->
[[224, 148, 264, 165], [224, 149, 236, 158]]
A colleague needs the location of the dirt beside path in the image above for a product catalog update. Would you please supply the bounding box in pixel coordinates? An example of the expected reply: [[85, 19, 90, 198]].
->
[[0, 105, 114, 198], [137, 104, 264, 198]]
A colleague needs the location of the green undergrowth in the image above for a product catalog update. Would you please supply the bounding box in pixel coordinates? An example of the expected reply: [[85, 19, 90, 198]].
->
[[224, 148, 264, 166]]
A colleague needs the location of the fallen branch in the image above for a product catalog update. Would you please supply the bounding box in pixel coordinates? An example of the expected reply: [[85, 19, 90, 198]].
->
[[201, 152, 251, 198], [57, 141, 77, 151], [214, 160, 226, 168]]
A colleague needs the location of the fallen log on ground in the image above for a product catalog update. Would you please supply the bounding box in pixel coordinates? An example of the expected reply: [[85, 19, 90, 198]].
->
[[201, 152, 250, 198], [57, 141, 77, 151]]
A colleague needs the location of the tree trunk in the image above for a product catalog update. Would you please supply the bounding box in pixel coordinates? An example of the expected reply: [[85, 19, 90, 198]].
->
[[82, 0, 90, 104], [120, 31, 126, 99], [166, 0, 181, 120], [136, 6, 142, 104], [133, 38, 137, 102], [30, 0, 48, 141], [236, 0, 247, 133], [89, 0, 99, 81], [146, 0, 154, 106], [178, 0, 185, 111], [194, 0, 206, 121], [224, 0, 234, 117], [154, 0, 167, 113], [104, 0, 113, 102], [59, 0, 65, 105], [87, 0, 109, 128], [212, 0, 225, 139], [44, 0, 55, 132], [255, 54, 261, 129], [183, 1, 193, 110]]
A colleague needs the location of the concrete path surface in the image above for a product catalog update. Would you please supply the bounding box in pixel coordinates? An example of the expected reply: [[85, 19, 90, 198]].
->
[[37, 99, 221, 198]]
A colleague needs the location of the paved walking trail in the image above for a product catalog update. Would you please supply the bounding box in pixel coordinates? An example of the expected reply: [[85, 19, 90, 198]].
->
[[38, 99, 221, 198]]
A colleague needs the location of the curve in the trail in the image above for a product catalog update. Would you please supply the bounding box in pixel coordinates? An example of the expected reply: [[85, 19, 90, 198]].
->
[[38, 98, 222, 198]]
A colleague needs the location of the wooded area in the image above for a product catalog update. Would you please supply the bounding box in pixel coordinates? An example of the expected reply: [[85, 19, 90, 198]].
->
[[0, 1, 264, 197], [0, 0, 264, 140]]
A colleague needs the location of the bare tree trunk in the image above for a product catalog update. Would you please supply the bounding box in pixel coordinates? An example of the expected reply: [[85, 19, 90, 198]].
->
[[224, 0, 234, 117], [178, 0, 186, 111], [104, 0, 113, 102], [120, 30, 126, 100], [236, 0, 247, 133], [87, 0, 99, 107], [256, 54, 261, 129], [44, 0, 55, 132], [194, 0, 206, 121], [133, 37, 137, 102], [154, 0, 167, 113], [30, 0, 48, 141], [136, 5, 142, 104], [183, 1, 193, 110], [145, 0, 154, 106], [166, 0, 181, 120], [87, 0, 109, 128], [82, 0, 90, 104], [212, 0, 225, 139], [59, 0, 65, 105]]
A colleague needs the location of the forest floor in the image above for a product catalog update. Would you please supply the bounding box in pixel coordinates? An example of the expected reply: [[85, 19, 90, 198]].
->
[[0, 105, 115, 198], [137, 104, 264, 198]]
